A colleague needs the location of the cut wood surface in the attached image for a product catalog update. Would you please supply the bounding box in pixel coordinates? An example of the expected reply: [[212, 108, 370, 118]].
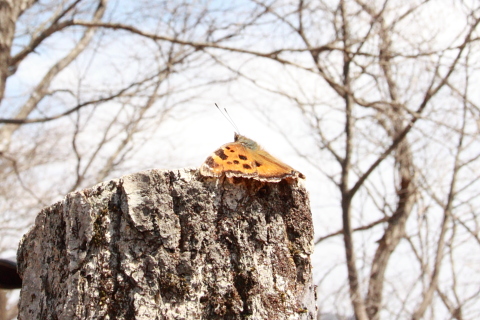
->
[[17, 168, 316, 319]]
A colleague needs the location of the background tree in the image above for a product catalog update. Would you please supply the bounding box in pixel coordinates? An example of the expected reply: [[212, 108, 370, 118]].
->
[[1, 0, 479, 319]]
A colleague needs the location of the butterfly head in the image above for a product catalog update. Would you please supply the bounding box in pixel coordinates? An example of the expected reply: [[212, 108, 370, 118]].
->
[[234, 133, 259, 150]]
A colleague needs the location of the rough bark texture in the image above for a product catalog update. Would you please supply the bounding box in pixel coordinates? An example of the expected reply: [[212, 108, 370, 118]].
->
[[17, 168, 316, 320]]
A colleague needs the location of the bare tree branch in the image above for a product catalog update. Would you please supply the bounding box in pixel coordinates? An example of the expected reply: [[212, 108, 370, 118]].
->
[[0, 0, 107, 152], [9, 0, 83, 71]]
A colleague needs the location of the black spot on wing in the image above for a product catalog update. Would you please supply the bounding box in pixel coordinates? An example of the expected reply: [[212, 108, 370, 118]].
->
[[215, 149, 228, 160], [243, 164, 252, 169], [233, 160, 239, 164], [239, 154, 247, 160], [205, 156, 218, 168], [255, 161, 262, 167]]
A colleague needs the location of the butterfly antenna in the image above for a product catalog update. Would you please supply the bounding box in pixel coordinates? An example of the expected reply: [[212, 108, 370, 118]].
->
[[215, 103, 241, 134]]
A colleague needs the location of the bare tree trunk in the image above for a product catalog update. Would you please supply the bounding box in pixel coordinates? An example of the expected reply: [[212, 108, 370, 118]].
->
[[17, 168, 316, 319], [0, 0, 30, 103]]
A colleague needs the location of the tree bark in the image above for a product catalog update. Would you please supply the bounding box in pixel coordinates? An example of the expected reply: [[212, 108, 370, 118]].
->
[[17, 168, 316, 319]]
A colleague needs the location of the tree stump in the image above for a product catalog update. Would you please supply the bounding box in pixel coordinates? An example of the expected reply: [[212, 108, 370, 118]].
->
[[17, 168, 316, 319]]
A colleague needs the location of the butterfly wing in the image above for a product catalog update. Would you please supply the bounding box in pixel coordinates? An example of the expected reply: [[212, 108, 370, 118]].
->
[[250, 149, 305, 182], [199, 142, 258, 178], [200, 134, 305, 182]]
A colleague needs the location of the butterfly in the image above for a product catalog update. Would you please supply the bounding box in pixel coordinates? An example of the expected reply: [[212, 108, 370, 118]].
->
[[200, 133, 305, 182]]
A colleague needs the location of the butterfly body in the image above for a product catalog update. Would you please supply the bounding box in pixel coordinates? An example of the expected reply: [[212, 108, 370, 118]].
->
[[200, 133, 305, 182]]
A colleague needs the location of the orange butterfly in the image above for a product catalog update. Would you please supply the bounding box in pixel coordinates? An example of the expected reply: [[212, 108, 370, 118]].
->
[[200, 133, 305, 182]]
